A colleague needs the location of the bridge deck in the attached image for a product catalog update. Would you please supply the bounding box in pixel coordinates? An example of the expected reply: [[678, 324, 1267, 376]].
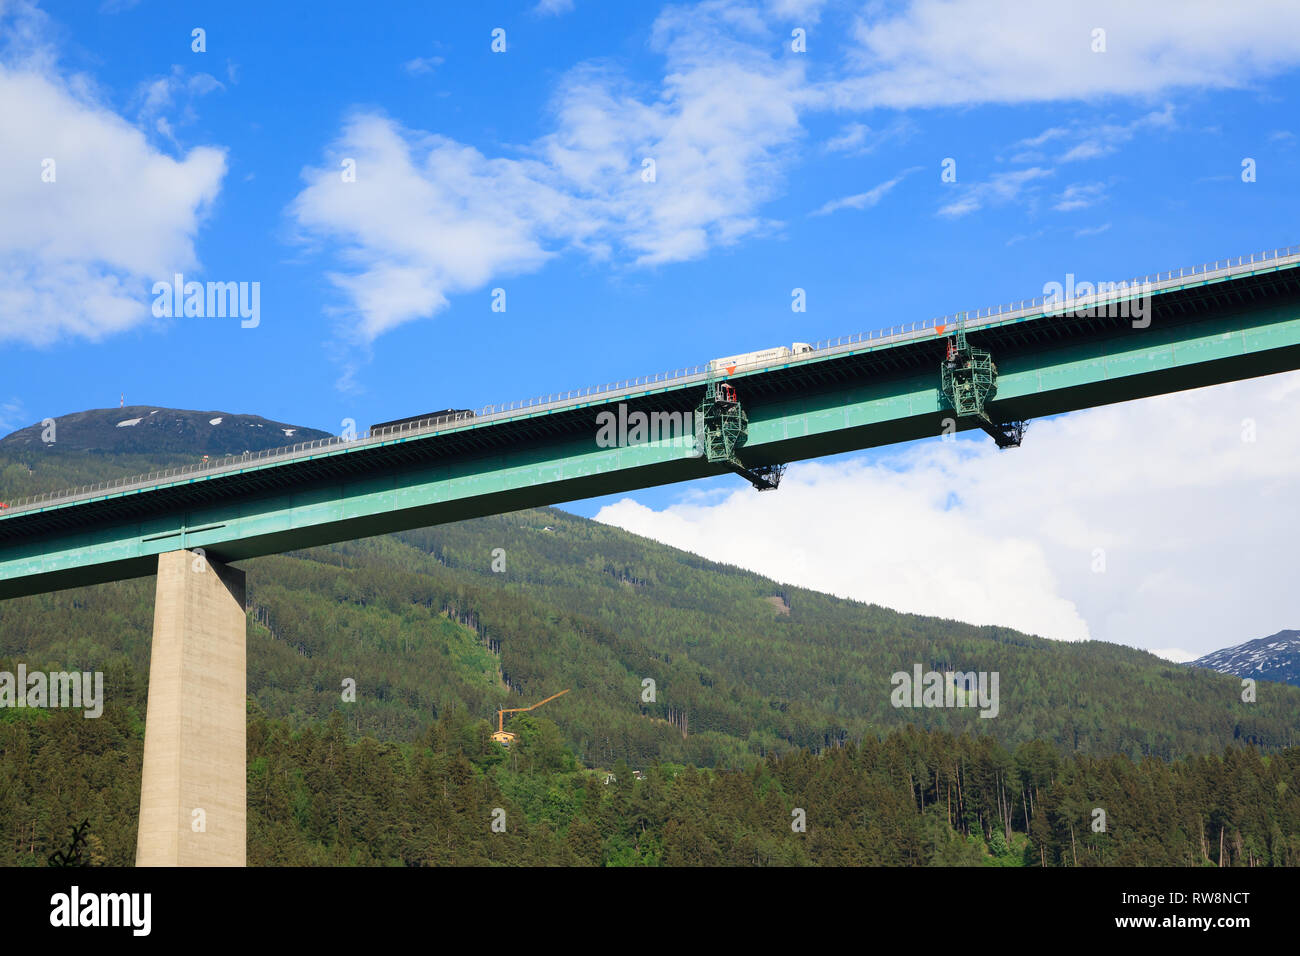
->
[[2, 245, 1299, 598]]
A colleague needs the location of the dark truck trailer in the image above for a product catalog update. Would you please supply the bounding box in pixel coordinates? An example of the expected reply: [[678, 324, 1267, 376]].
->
[[369, 409, 475, 434]]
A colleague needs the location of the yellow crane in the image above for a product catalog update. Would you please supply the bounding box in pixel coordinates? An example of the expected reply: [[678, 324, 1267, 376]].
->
[[492, 689, 570, 747]]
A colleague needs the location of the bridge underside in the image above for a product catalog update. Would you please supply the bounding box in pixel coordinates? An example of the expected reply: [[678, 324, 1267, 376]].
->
[[2, 274, 1300, 600]]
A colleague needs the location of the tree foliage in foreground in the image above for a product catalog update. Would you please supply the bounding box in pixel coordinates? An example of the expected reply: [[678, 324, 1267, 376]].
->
[[4, 693, 1297, 867]]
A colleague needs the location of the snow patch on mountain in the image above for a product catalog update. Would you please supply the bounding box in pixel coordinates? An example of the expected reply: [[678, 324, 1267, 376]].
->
[[1187, 630, 1300, 687]]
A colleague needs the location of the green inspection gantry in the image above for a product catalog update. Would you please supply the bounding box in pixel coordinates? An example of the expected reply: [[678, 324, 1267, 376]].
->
[[694, 371, 784, 490], [940, 313, 1027, 448]]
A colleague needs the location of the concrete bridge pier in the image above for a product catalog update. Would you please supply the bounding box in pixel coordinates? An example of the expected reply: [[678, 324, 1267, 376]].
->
[[135, 549, 246, 866]]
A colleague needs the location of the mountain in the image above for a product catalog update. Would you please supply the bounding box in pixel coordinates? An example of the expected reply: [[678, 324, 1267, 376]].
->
[[4, 407, 1300, 867], [0, 405, 332, 457], [3, 406, 1299, 766], [1187, 630, 1300, 687]]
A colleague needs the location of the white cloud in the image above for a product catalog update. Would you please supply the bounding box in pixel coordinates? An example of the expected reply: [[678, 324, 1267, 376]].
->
[[1053, 181, 1107, 212], [131, 64, 225, 146], [0, 0, 53, 69], [1059, 140, 1112, 163], [938, 167, 1052, 218], [289, 0, 1300, 350], [1016, 126, 1071, 148], [594, 371, 1300, 658], [533, 0, 575, 15], [0, 56, 226, 346], [824, 121, 870, 153], [403, 55, 444, 75], [598, 456, 1091, 642], [823, 118, 914, 155], [766, 0, 829, 21], [1074, 222, 1111, 237], [1005, 229, 1045, 246], [830, 1, 1300, 108], [292, 1, 810, 344], [1153, 648, 1198, 664], [0, 397, 25, 434], [1038, 105, 1177, 163], [810, 167, 918, 216], [539, 48, 806, 265], [288, 114, 583, 343]]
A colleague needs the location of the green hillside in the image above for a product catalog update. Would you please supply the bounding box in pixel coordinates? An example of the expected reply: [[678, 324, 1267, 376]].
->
[[2, 419, 1299, 866], [1, 431, 1297, 768], [7, 700, 1299, 867]]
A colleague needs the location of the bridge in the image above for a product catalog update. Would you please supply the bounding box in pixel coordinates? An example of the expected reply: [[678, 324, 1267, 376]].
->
[[3, 243, 1299, 865]]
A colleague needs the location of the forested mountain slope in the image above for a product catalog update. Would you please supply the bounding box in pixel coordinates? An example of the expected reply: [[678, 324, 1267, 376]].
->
[[8, 703, 1299, 867], [4, 410, 1299, 867], [2, 412, 1297, 770]]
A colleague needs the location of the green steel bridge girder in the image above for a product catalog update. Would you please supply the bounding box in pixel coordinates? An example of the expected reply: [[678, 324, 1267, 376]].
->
[[2, 297, 1300, 600]]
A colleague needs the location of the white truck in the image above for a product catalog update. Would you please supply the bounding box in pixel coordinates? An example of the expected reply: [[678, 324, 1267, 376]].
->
[[708, 342, 814, 373]]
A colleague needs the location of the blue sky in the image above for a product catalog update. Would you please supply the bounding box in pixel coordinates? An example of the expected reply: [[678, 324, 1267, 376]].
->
[[4, 0, 1300, 655]]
